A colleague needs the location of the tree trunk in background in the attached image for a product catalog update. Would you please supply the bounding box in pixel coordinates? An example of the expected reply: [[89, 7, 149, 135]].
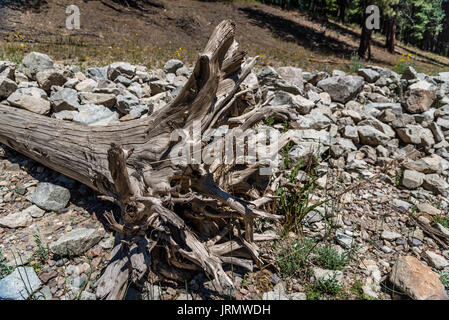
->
[[358, 0, 374, 60], [385, 16, 396, 54], [338, 0, 347, 22]]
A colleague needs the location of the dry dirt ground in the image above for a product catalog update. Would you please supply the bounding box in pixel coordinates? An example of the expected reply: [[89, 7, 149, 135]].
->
[[1, 0, 449, 74]]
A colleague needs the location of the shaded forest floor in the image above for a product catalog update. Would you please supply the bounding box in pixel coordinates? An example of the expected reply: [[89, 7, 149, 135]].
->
[[1, 0, 449, 74]]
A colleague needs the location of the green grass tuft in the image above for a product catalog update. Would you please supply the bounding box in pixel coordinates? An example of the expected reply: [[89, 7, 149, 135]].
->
[[0, 249, 13, 279], [434, 216, 449, 228], [306, 274, 342, 299], [315, 245, 349, 271], [277, 238, 316, 278]]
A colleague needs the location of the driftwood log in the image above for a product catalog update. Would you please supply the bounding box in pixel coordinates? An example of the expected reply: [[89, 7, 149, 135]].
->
[[0, 20, 299, 299]]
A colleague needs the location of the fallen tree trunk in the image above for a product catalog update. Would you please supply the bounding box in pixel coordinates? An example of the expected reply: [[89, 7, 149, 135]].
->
[[0, 20, 295, 299]]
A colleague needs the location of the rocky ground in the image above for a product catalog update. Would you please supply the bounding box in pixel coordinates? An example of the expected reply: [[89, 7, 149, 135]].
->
[[0, 51, 449, 300]]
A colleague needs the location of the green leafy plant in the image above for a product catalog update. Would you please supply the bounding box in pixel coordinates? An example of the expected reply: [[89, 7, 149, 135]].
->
[[306, 274, 342, 299], [394, 169, 404, 187], [441, 272, 449, 286], [0, 44, 24, 65], [349, 51, 363, 73], [265, 116, 275, 126], [277, 238, 316, 278], [282, 121, 290, 133], [0, 249, 13, 279], [394, 54, 417, 74], [434, 216, 449, 228], [33, 229, 49, 264], [305, 284, 323, 300], [315, 245, 349, 271], [277, 146, 327, 232], [310, 275, 342, 298], [76, 261, 93, 300], [280, 142, 294, 170]]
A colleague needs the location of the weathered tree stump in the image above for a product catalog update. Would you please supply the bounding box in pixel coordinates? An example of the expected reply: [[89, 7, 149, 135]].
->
[[0, 20, 298, 299]]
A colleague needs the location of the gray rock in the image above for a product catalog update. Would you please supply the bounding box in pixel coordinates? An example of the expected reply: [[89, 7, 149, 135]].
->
[[364, 102, 402, 117], [64, 78, 80, 89], [49, 228, 104, 256], [78, 92, 116, 108], [35, 285, 52, 300], [342, 125, 359, 143], [7, 87, 51, 115], [22, 52, 54, 80], [332, 70, 346, 77], [80, 291, 96, 300], [171, 75, 188, 88], [381, 230, 402, 241], [436, 224, 449, 237], [129, 104, 149, 118], [22, 205, 45, 218], [262, 290, 289, 300], [402, 80, 436, 114], [116, 94, 139, 114], [403, 154, 448, 174], [75, 79, 97, 92], [0, 77, 18, 99], [149, 80, 174, 95], [307, 90, 321, 103], [308, 71, 328, 85], [164, 59, 184, 74], [390, 255, 448, 300], [366, 92, 390, 103], [262, 283, 288, 300], [436, 117, 449, 130], [257, 66, 302, 94], [72, 276, 87, 288], [317, 75, 364, 103], [358, 68, 380, 83], [73, 104, 119, 126], [127, 83, 143, 98], [417, 203, 442, 216], [312, 267, 343, 282], [94, 80, 120, 94], [52, 110, 77, 121], [0, 267, 42, 300], [423, 174, 449, 196], [392, 198, 413, 212], [271, 91, 314, 115], [437, 71, 449, 83], [335, 232, 353, 249], [175, 66, 191, 78], [4, 251, 34, 268], [402, 66, 419, 81], [401, 170, 425, 189], [277, 66, 304, 90], [27, 182, 70, 211], [87, 67, 108, 81], [288, 292, 307, 300], [424, 251, 449, 270], [0, 61, 15, 80], [430, 123, 445, 142], [107, 62, 136, 81], [99, 236, 115, 250], [36, 69, 66, 91], [0, 210, 33, 228], [396, 125, 435, 146], [114, 75, 132, 86], [357, 126, 390, 146], [50, 87, 79, 112]]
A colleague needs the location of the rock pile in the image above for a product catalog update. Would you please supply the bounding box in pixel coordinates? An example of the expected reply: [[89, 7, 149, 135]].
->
[[0, 52, 449, 300]]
